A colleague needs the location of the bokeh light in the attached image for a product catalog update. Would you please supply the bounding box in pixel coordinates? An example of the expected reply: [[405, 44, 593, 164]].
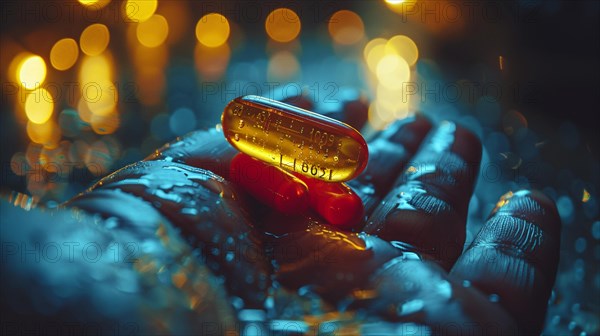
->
[[78, 0, 110, 9], [80, 24, 110, 56], [76, 97, 93, 123], [195, 13, 230, 48], [124, 0, 157, 22], [58, 109, 83, 137], [328, 10, 364, 45], [265, 8, 301, 43], [26, 120, 61, 148], [91, 110, 120, 134], [79, 54, 117, 116], [386, 35, 419, 66], [364, 39, 387, 72], [16, 55, 47, 90], [85, 139, 113, 175], [25, 88, 54, 124], [384, 0, 418, 15], [169, 108, 197, 136], [78, 0, 100, 5], [376, 54, 410, 90], [136, 14, 169, 48], [50, 38, 79, 71]]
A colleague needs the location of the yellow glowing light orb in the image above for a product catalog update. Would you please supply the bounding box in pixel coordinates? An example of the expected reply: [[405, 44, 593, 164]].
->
[[195, 13, 230, 47], [27, 120, 61, 148], [124, 0, 157, 22], [136, 14, 169, 48], [79, 54, 113, 84], [376, 54, 411, 90], [80, 24, 110, 56], [50, 38, 79, 71], [385, 0, 417, 15], [78, 0, 110, 9], [25, 89, 54, 124], [366, 43, 387, 73], [265, 8, 301, 43], [328, 10, 365, 45], [17, 55, 47, 90], [386, 35, 419, 66], [85, 81, 118, 116]]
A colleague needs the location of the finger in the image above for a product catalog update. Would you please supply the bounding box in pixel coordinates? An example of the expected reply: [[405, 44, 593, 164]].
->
[[85, 161, 271, 308], [363, 121, 482, 269], [355, 258, 518, 334], [450, 190, 561, 334], [146, 128, 237, 179], [348, 116, 432, 215]]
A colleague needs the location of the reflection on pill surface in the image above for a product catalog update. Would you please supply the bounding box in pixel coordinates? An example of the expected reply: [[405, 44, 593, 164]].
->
[[222, 95, 368, 182]]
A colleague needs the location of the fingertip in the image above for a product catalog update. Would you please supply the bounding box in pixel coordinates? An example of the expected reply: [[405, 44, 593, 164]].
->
[[381, 115, 433, 151], [342, 97, 369, 131], [450, 122, 482, 164], [490, 189, 561, 239]]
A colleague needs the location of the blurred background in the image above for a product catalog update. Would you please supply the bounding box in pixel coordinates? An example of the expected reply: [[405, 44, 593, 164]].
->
[[0, 0, 598, 334]]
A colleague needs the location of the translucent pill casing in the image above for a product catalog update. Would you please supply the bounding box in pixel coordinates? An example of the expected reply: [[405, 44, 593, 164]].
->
[[222, 95, 368, 182]]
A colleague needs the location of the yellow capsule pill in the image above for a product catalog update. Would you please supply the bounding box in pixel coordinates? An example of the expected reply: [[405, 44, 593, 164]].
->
[[222, 95, 368, 182]]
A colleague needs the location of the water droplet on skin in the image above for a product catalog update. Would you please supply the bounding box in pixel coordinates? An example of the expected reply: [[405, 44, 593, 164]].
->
[[361, 185, 375, 196], [238, 120, 245, 128], [333, 156, 339, 162], [489, 294, 500, 303], [462, 280, 471, 288], [234, 134, 240, 141], [397, 299, 425, 316], [105, 217, 118, 229], [231, 296, 244, 310], [181, 208, 198, 216]]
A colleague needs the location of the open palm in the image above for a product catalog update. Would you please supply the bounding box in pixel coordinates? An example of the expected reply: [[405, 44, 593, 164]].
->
[[77, 100, 561, 335]]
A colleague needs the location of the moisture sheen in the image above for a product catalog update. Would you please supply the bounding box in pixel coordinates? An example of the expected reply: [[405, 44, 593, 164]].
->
[[222, 95, 368, 182]]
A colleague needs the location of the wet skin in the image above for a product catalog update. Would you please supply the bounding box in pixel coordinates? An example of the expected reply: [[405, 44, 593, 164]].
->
[[1, 98, 561, 335]]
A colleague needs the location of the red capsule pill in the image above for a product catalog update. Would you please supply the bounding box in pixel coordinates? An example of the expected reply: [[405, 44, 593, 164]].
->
[[294, 173, 364, 230], [230, 153, 309, 214]]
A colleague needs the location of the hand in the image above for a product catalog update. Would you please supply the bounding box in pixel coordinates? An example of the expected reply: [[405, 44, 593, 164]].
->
[[2, 96, 560, 335], [138, 97, 561, 334]]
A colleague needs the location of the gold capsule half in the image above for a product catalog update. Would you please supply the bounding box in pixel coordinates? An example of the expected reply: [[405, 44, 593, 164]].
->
[[222, 95, 368, 182]]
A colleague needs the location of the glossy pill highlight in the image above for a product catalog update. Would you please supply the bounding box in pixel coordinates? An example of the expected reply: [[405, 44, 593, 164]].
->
[[222, 95, 368, 182]]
